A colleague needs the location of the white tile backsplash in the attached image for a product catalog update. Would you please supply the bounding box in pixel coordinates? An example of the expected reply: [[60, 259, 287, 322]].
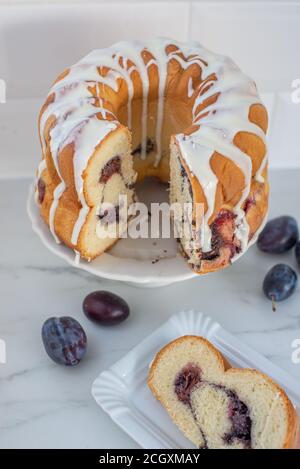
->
[[0, 3, 189, 99], [190, 2, 300, 92], [0, 98, 41, 178], [269, 93, 300, 169]]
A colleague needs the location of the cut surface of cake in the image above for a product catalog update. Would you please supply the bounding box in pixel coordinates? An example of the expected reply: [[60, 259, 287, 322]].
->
[[35, 38, 268, 273], [148, 336, 297, 449]]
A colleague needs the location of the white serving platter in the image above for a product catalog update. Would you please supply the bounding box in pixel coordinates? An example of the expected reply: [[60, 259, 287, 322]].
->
[[92, 310, 300, 449], [27, 174, 267, 288]]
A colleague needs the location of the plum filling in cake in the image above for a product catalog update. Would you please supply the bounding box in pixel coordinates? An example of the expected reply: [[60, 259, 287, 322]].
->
[[174, 364, 252, 449], [174, 363, 202, 404], [174, 364, 208, 449], [243, 197, 255, 214], [170, 150, 241, 271], [180, 164, 193, 199], [37, 178, 46, 204], [223, 389, 252, 448], [94, 147, 136, 245], [99, 156, 121, 183], [201, 223, 224, 261], [202, 210, 240, 261], [178, 209, 240, 265]]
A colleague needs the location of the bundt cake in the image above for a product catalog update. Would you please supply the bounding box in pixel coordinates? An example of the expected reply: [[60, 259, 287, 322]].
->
[[35, 38, 269, 274], [148, 336, 298, 449]]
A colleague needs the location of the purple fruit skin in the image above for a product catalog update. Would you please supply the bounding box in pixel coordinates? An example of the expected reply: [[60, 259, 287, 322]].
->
[[257, 216, 299, 254], [263, 264, 298, 302], [83, 291, 130, 326], [295, 241, 300, 268], [42, 316, 87, 366]]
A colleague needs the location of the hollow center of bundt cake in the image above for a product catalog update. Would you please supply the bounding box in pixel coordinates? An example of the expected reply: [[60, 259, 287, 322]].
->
[[132, 138, 156, 157], [174, 364, 252, 449], [118, 97, 192, 183], [93, 94, 245, 269]]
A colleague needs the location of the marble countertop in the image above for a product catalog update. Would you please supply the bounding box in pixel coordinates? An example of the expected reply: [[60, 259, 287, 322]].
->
[[0, 169, 300, 449]]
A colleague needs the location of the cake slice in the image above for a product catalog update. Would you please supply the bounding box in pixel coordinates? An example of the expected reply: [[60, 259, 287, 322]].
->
[[148, 336, 298, 449], [38, 121, 136, 260]]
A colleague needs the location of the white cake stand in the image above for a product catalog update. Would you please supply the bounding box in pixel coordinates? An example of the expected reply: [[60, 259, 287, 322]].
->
[[27, 179, 197, 288]]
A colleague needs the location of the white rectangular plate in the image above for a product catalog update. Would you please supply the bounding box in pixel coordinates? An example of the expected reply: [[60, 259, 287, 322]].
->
[[92, 311, 300, 449]]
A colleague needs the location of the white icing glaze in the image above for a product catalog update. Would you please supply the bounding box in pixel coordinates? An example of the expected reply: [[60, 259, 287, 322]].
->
[[256, 150, 268, 183], [178, 139, 218, 251], [38, 38, 267, 257], [144, 39, 168, 166], [49, 182, 65, 244], [174, 42, 266, 253], [36, 158, 47, 179], [187, 76, 194, 98], [70, 118, 117, 245], [74, 250, 81, 266]]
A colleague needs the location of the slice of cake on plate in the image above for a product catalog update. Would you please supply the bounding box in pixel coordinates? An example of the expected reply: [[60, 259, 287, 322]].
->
[[148, 335, 298, 449]]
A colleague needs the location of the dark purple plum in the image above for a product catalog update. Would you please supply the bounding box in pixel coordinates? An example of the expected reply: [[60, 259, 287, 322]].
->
[[263, 264, 298, 311], [42, 317, 87, 366], [257, 216, 299, 254], [83, 291, 130, 326], [295, 241, 300, 268]]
